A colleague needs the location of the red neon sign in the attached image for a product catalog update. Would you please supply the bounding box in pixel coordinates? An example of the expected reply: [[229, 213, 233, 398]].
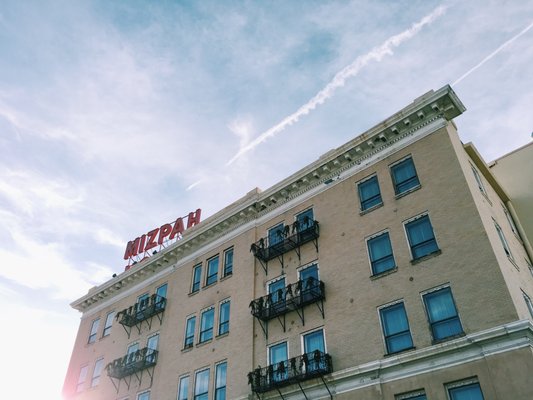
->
[[123, 209, 201, 260]]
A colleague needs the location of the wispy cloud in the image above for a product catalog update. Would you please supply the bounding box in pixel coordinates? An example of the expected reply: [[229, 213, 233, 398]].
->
[[453, 20, 533, 86], [226, 4, 448, 165]]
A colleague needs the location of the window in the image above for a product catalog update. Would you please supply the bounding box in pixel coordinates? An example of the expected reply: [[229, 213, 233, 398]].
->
[[471, 165, 487, 196], [502, 205, 518, 236], [138, 391, 150, 400], [184, 316, 196, 349], [199, 307, 214, 343], [358, 175, 382, 211], [103, 311, 114, 337], [405, 214, 439, 260], [423, 287, 463, 341], [178, 375, 189, 400], [367, 232, 396, 275], [76, 365, 88, 392], [268, 341, 288, 382], [155, 283, 167, 311], [88, 318, 100, 344], [298, 264, 320, 302], [223, 248, 233, 277], [296, 208, 314, 229], [494, 221, 513, 260], [191, 264, 202, 293], [391, 157, 420, 195], [302, 329, 326, 373], [206, 256, 219, 286], [146, 334, 159, 363], [447, 378, 484, 400], [91, 358, 104, 387], [137, 293, 150, 318], [156, 283, 168, 299], [523, 291, 533, 319], [395, 389, 426, 400], [268, 223, 285, 246], [218, 300, 230, 336], [127, 342, 139, 365], [215, 362, 227, 400], [194, 369, 209, 400], [379, 302, 413, 354], [268, 277, 286, 314]]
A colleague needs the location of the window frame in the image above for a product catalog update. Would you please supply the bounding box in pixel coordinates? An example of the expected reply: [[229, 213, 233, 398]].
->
[[184, 315, 196, 349], [357, 174, 383, 212], [295, 208, 314, 230], [395, 389, 427, 400], [88, 318, 100, 344], [218, 299, 230, 336], [214, 361, 227, 400], [445, 377, 484, 400], [390, 156, 421, 196], [199, 307, 215, 343], [378, 300, 414, 355], [91, 357, 104, 387], [522, 290, 533, 319], [137, 390, 150, 400], [191, 264, 202, 293], [194, 368, 210, 400], [102, 311, 114, 337], [422, 285, 464, 342], [268, 222, 285, 247], [267, 340, 289, 366], [76, 364, 88, 393], [404, 213, 440, 261], [205, 255, 219, 286], [222, 247, 234, 278], [366, 230, 396, 276], [300, 327, 327, 355], [470, 163, 487, 197], [494, 219, 514, 260], [178, 375, 190, 400]]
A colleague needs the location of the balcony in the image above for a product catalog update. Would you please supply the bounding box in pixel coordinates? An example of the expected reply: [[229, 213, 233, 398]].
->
[[106, 347, 158, 392], [117, 294, 166, 338], [249, 278, 325, 338], [248, 351, 333, 395], [251, 219, 319, 273]]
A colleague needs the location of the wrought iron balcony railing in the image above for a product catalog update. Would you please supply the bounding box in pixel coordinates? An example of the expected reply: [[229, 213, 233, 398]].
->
[[106, 347, 158, 379], [250, 219, 319, 264], [117, 294, 166, 327], [248, 351, 333, 394], [249, 278, 325, 321]]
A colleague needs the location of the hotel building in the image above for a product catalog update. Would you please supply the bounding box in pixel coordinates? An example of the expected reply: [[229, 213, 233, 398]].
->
[[63, 85, 533, 400]]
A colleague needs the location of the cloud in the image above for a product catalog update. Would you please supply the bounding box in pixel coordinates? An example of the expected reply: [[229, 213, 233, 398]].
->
[[226, 4, 448, 165], [453, 20, 533, 86]]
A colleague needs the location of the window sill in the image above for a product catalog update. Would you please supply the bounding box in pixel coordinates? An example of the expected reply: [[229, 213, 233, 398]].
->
[[188, 290, 199, 297], [216, 332, 229, 339], [410, 249, 442, 265], [431, 331, 465, 345], [384, 346, 416, 357], [370, 267, 398, 280], [203, 282, 217, 289], [394, 184, 421, 200], [196, 339, 213, 348], [359, 202, 383, 216], [508, 256, 519, 271], [181, 345, 194, 353], [220, 273, 233, 282]]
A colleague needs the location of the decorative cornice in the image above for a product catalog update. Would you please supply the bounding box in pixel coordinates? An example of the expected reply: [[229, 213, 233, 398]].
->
[[71, 85, 466, 312]]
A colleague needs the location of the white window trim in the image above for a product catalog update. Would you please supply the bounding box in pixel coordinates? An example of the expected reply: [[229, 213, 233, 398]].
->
[[214, 360, 228, 396], [76, 364, 88, 393], [420, 284, 463, 341], [377, 299, 413, 355], [177, 374, 190, 400], [445, 376, 482, 399], [493, 218, 514, 261], [205, 254, 220, 286], [91, 357, 104, 387], [395, 389, 426, 400], [365, 229, 396, 276], [184, 314, 197, 349], [267, 340, 289, 366], [296, 261, 320, 280], [193, 367, 210, 400], [356, 173, 382, 211], [88, 317, 100, 343], [222, 247, 234, 276], [300, 326, 327, 355], [136, 390, 150, 400], [403, 212, 439, 259], [266, 274, 286, 291]]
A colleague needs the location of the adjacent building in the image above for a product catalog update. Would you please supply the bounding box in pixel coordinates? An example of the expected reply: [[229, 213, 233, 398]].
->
[[63, 85, 533, 400]]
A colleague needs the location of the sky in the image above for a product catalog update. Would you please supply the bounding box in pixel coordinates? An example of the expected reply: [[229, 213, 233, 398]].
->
[[0, 1, 531, 398]]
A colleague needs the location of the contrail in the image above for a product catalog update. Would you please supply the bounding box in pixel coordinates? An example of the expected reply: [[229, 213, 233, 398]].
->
[[453, 21, 533, 86], [227, 5, 448, 165]]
